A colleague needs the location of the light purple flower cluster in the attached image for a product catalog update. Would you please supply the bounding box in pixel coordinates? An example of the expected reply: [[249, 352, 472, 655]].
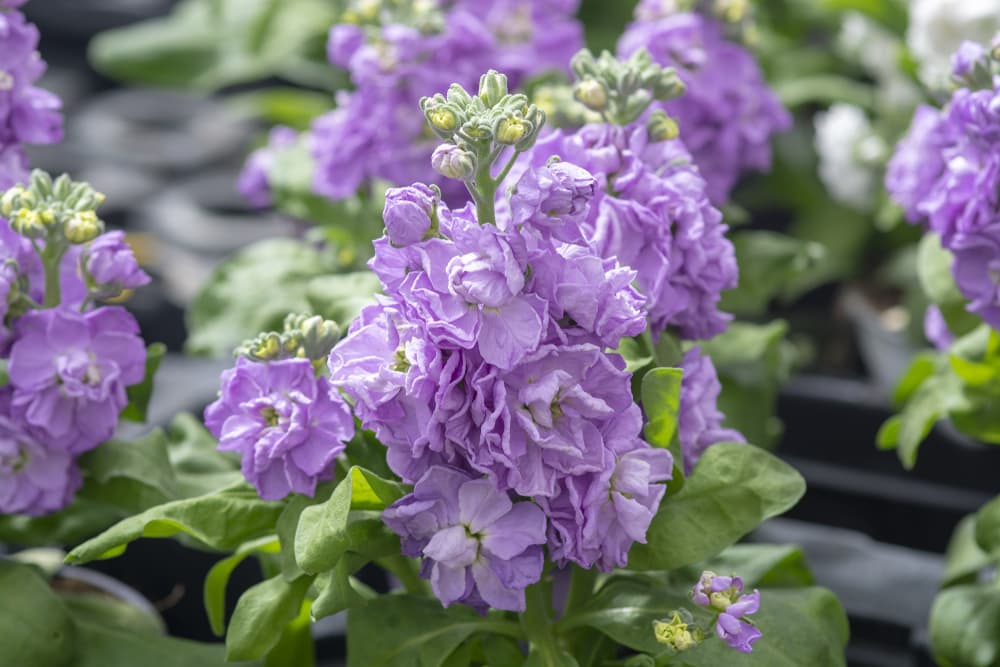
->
[[329, 176, 673, 610], [885, 38, 1000, 330], [0, 5, 62, 190], [0, 218, 149, 515], [692, 570, 762, 653], [518, 123, 738, 340], [678, 348, 745, 474], [205, 357, 355, 500], [308, 1, 583, 203], [618, 4, 790, 204]]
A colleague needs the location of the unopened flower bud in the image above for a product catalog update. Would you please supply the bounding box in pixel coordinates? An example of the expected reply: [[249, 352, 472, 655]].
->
[[299, 315, 341, 360], [64, 210, 104, 244], [240, 332, 284, 361], [653, 611, 702, 652], [0, 187, 23, 218], [573, 79, 608, 111], [647, 110, 680, 142], [478, 70, 508, 107], [12, 208, 44, 237], [29, 170, 53, 198], [428, 107, 458, 133], [446, 83, 473, 108], [384, 183, 437, 245], [649, 67, 686, 101], [431, 144, 476, 179], [495, 116, 527, 145]]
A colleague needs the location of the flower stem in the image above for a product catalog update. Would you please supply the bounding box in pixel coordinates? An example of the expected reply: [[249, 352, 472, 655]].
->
[[41, 242, 66, 308], [378, 554, 429, 595], [563, 566, 597, 617], [474, 151, 497, 224], [522, 579, 567, 666]]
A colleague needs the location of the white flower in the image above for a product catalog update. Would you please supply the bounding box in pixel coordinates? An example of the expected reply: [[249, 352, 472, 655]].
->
[[814, 103, 884, 211], [907, 0, 1000, 89], [838, 12, 921, 109]]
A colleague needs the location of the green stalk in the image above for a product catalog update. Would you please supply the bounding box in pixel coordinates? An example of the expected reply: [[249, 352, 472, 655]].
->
[[563, 566, 597, 617], [378, 554, 429, 595], [522, 579, 566, 666], [474, 153, 497, 224], [41, 242, 66, 308]]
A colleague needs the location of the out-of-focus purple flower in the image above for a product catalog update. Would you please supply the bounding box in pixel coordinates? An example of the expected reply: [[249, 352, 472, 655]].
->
[[618, 10, 790, 204], [923, 304, 955, 350], [510, 161, 596, 243], [237, 125, 297, 208], [542, 444, 672, 571], [382, 466, 546, 611], [0, 409, 80, 516], [885, 105, 952, 224], [952, 40, 987, 78], [950, 226, 1000, 329], [8, 306, 146, 454], [0, 9, 63, 189], [327, 24, 365, 70], [83, 230, 151, 296], [679, 347, 745, 475], [383, 183, 438, 246], [205, 357, 355, 500], [692, 570, 762, 654]]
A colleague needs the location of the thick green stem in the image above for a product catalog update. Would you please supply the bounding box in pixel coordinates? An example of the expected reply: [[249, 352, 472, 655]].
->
[[378, 554, 429, 595], [474, 157, 496, 224], [522, 580, 566, 666], [563, 566, 597, 617], [41, 242, 66, 308]]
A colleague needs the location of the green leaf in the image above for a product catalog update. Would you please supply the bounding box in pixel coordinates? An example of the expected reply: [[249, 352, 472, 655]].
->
[[294, 467, 405, 574], [0, 560, 76, 667], [228, 87, 332, 130], [700, 321, 795, 449], [0, 499, 122, 548], [975, 495, 1000, 557], [892, 353, 937, 405], [120, 342, 166, 422], [226, 574, 313, 662], [312, 560, 376, 621], [77, 429, 178, 513], [67, 484, 284, 564], [204, 537, 281, 636], [627, 443, 805, 570], [942, 514, 993, 587], [641, 367, 684, 455], [305, 271, 383, 324], [185, 239, 339, 356], [720, 232, 825, 317], [347, 595, 520, 667], [680, 543, 814, 589], [618, 336, 654, 374], [265, 598, 315, 667], [523, 651, 580, 667], [561, 579, 847, 666], [930, 585, 1000, 667]]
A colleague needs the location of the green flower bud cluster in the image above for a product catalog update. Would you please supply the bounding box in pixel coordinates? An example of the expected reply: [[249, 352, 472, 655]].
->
[[420, 70, 546, 224], [338, 0, 442, 33], [531, 83, 603, 130], [237, 313, 341, 364], [1, 170, 105, 244], [652, 609, 705, 653], [570, 48, 685, 126]]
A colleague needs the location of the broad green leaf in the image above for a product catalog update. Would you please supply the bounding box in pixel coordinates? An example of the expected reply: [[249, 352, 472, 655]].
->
[[641, 368, 683, 455], [163, 413, 245, 498], [628, 443, 805, 570], [892, 353, 937, 405], [228, 87, 332, 130], [61, 592, 164, 637], [942, 514, 993, 587], [204, 537, 281, 636], [618, 336, 654, 374], [77, 429, 178, 513], [120, 342, 166, 422], [186, 239, 339, 356], [720, 231, 824, 317], [561, 579, 847, 666], [774, 74, 875, 109], [700, 321, 795, 449], [893, 372, 966, 469], [295, 467, 405, 574], [0, 560, 76, 667], [226, 574, 314, 662], [347, 595, 521, 667], [305, 271, 383, 325], [679, 543, 814, 589], [975, 495, 1000, 557], [930, 585, 1000, 667], [0, 498, 122, 548], [265, 599, 315, 667], [312, 560, 376, 621], [67, 484, 284, 563], [523, 651, 580, 667]]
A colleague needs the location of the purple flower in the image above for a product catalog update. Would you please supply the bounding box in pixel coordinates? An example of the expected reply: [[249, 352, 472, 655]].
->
[[618, 11, 790, 204], [237, 125, 297, 208], [0, 409, 80, 516], [382, 466, 546, 611], [509, 161, 597, 243], [952, 41, 987, 79], [8, 306, 146, 454], [950, 226, 1000, 329], [885, 105, 952, 224], [469, 344, 641, 497], [541, 444, 672, 571], [383, 183, 437, 246], [924, 305, 954, 350], [679, 348, 745, 475], [83, 231, 151, 297], [205, 357, 355, 500], [0, 9, 63, 189], [692, 570, 762, 654]]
